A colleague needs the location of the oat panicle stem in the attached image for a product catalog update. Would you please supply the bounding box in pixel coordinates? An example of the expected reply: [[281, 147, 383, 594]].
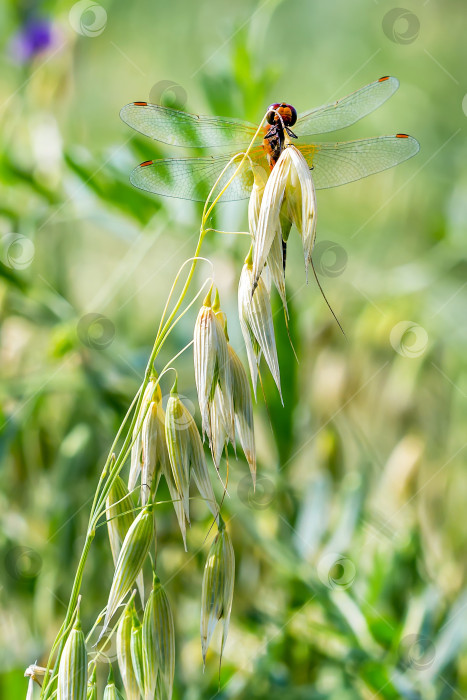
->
[[39, 113, 268, 700]]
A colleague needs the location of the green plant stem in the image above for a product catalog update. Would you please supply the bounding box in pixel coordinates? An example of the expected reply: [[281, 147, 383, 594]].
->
[[40, 229, 206, 700], [41, 533, 94, 698]]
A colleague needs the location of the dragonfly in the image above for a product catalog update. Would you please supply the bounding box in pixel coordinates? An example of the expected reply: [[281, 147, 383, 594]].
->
[[120, 76, 419, 203]]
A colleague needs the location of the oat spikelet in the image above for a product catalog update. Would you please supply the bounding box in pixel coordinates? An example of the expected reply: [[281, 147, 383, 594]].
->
[[252, 145, 317, 285], [25, 664, 51, 700], [209, 385, 229, 470], [116, 600, 140, 700], [284, 145, 317, 279], [142, 573, 175, 700], [252, 153, 291, 290], [228, 344, 256, 485], [141, 397, 167, 506], [129, 378, 161, 492], [249, 162, 289, 312], [193, 287, 234, 461], [99, 505, 155, 641], [130, 611, 145, 698], [26, 676, 34, 700], [238, 250, 282, 400], [86, 665, 97, 700], [200, 518, 235, 667], [103, 665, 124, 700], [161, 457, 188, 551], [106, 476, 145, 605], [165, 380, 218, 524], [165, 389, 191, 519], [57, 605, 87, 700]]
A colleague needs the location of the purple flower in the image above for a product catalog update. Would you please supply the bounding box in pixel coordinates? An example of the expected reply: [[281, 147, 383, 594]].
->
[[9, 17, 56, 63]]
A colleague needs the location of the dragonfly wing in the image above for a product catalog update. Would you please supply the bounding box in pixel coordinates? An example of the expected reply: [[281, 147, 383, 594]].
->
[[120, 103, 258, 148], [296, 76, 399, 136], [299, 135, 420, 189], [130, 154, 258, 202]]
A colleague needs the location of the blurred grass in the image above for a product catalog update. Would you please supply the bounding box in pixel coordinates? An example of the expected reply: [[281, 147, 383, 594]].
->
[[1, 0, 467, 698]]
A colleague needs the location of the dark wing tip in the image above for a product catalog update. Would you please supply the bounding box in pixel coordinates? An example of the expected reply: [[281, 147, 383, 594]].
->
[[139, 160, 153, 167]]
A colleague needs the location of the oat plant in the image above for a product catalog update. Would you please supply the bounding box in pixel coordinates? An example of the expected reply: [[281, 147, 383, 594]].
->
[[27, 111, 303, 699]]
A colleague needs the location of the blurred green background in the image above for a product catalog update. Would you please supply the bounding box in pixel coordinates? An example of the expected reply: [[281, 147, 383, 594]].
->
[[1, 0, 467, 697]]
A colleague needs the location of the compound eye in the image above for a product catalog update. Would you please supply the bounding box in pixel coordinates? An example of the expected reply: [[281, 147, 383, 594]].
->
[[287, 104, 297, 127], [266, 103, 280, 125]]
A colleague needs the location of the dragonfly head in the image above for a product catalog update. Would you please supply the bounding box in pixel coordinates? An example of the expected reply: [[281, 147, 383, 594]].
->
[[266, 102, 297, 127]]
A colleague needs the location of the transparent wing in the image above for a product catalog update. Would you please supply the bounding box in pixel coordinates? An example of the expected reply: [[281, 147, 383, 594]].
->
[[120, 102, 259, 148], [128, 135, 420, 201], [299, 135, 420, 189], [129, 152, 266, 202], [296, 76, 400, 136]]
